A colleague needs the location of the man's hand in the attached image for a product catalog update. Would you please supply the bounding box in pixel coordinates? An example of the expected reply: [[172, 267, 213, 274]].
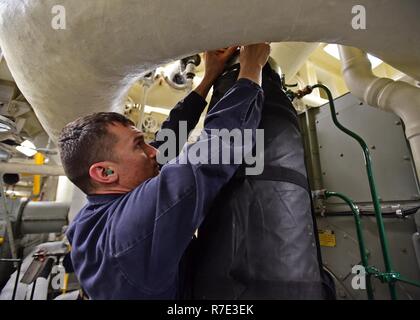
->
[[194, 46, 238, 98], [203, 47, 239, 83], [238, 43, 271, 86]]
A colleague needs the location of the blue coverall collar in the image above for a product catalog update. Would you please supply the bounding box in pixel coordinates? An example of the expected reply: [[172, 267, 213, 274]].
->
[[87, 193, 124, 204]]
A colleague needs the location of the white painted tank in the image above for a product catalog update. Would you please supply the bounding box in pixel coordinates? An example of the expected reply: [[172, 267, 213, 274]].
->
[[0, 0, 419, 140]]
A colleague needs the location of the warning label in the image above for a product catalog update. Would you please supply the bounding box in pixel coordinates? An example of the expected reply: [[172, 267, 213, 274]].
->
[[318, 229, 336, 247]]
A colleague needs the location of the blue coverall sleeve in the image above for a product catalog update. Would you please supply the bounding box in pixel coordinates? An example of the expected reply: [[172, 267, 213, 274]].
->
[[150, 91, 207, 158], [113, 78, 264, 293]]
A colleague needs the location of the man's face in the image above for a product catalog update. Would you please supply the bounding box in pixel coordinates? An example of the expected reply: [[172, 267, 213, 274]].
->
[[108, 123, 159, 190]]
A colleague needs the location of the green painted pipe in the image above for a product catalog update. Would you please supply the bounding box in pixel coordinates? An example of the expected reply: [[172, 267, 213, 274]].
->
[[325, 191, 374, 300], [397, 275, 420, 288], [312, 84, 397, 300]]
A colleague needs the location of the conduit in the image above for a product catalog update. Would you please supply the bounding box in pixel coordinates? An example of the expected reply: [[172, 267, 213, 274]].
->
[[0, 163, 64, 176]]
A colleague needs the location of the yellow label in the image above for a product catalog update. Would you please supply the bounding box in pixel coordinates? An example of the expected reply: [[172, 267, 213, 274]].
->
[[0, 237, 4, 246], [319, 229, 336, 247]]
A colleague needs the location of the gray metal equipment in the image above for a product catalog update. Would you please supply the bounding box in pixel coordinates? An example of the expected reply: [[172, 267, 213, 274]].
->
[[0, 197, 69, 288], [20, 201, 69, 235], [300, 92, 420, 299]]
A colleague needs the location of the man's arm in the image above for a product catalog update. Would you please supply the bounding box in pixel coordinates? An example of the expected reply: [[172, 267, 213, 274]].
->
[[113, 44, 270, 294], [150, 48, 238, 157], [149, 91, 207, 152]]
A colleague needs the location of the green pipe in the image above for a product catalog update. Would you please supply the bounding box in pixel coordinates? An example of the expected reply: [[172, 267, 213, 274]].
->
[[366, 266, 420, 288], [397, 275, 420, 288], [325, 191, 374, 299], [312, 84, 397, 300]]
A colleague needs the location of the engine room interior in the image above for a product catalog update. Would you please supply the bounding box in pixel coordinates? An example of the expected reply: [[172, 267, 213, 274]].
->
[[0, 0, 419, 301]]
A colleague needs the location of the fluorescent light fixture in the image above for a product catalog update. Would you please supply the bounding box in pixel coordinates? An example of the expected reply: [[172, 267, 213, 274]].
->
[[324, 44, 383, 68], [16, 140, 37, 157]]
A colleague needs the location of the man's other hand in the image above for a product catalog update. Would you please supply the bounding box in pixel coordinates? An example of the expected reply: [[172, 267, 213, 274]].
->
[[203, 47, 239, 83], [238, 43, 271, 86], [195, 46, 238, 98]]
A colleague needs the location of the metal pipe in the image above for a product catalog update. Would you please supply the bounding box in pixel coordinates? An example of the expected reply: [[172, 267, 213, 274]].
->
[[0, 162, 64, 176], [397, 275, 420, 288], [312, 83, 397, 300], [338, 46, 420, 182], [324, 190, 374, 300]]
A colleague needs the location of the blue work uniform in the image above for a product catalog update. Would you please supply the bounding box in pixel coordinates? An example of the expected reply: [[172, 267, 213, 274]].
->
[[66, 78, 264, 299]]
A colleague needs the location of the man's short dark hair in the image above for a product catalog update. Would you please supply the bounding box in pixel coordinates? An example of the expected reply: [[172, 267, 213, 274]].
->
[[58, 112, 134, 194]]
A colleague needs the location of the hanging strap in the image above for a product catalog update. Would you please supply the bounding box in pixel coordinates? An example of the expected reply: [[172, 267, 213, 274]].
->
[[234, 165, 310, 193]]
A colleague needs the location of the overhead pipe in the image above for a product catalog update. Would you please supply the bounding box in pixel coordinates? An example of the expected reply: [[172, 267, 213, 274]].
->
[[338, 45, 420, 181], [0, 162, 64, 176], [1, 1, 419, 141]]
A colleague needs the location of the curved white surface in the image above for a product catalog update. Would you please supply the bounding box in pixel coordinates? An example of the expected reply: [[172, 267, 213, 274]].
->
[[339, 45, 420, 180], [0, 0, 419, 140]]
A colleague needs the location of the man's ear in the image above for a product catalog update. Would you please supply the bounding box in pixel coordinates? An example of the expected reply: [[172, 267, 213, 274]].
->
[[89, 162, 118, 184]]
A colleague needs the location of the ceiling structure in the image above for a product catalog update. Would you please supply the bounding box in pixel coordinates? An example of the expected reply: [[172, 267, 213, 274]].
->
[[0, 0, 418, 143]]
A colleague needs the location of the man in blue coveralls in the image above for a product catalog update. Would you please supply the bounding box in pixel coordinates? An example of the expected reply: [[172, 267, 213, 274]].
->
[[58, 43, 270, 299]]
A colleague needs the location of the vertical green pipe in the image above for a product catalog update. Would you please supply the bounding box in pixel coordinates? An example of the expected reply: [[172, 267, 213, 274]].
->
[[325, 191, 374, 299], [312, 84, 397, 299]]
